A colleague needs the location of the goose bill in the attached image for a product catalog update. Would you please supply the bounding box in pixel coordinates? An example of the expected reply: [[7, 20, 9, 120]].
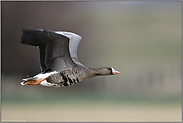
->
[[111, 67, 120, 74], [113, 70, 120, 74]]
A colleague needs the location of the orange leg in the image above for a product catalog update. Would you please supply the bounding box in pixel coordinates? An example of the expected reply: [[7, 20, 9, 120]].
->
[[26, 79, 46, 85]]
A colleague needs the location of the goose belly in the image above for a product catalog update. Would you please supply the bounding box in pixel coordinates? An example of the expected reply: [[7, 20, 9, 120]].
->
[[45, 72, 81, 87]]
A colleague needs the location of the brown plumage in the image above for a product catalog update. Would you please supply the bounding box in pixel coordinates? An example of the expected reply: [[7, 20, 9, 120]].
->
[[21, 29, 120, 87]]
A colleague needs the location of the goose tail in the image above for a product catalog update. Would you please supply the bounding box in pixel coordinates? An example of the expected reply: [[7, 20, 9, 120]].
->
[[20, 77, 36, 86]]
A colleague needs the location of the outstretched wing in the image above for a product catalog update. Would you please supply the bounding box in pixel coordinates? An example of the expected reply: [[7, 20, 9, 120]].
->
[[54, 31, 83, 65], [21, 29, 76, 72]]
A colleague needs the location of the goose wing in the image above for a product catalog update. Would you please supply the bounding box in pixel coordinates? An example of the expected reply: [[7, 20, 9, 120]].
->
[[21, 29, 77, 72], [54, 31, 82, 65]]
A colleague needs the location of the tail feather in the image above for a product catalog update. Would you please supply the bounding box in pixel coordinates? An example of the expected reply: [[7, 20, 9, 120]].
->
[[21, 78, 37, 86]]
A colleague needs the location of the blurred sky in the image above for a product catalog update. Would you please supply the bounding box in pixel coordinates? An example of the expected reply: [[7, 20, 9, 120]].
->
[[1, 1, 182, 122]]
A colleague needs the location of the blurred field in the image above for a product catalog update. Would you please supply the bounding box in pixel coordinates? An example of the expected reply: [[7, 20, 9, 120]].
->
[[1, 88, 182, 122], [2, 101, 181, 122]]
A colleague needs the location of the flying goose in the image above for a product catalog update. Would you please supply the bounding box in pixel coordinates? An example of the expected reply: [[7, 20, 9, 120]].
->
[[21, 29, 120, 87]]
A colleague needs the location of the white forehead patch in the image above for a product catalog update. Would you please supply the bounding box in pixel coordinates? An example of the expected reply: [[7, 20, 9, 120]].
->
[[111, 67, 115, 73]]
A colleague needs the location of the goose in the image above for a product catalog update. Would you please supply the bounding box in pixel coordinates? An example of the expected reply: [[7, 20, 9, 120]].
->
[[21, 29, 120, 87]]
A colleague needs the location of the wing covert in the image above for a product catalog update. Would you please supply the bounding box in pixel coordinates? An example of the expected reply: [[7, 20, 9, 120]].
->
[[54, 31, 82, 65], [21, 29, 76, 72]]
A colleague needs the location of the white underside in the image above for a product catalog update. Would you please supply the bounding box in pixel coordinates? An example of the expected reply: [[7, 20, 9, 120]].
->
[[21, 71, 58, 87], [39, 80, 61, 87]]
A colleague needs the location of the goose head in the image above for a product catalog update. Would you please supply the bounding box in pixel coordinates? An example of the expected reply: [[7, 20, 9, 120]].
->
[[90, 67, 120, 76]]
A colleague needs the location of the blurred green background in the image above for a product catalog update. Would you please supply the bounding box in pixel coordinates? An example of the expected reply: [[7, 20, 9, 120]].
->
[[1, 1, 181, 122]]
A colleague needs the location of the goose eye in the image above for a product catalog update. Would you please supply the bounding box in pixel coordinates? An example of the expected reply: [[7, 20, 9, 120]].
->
[[107, 68, 111, 70]]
